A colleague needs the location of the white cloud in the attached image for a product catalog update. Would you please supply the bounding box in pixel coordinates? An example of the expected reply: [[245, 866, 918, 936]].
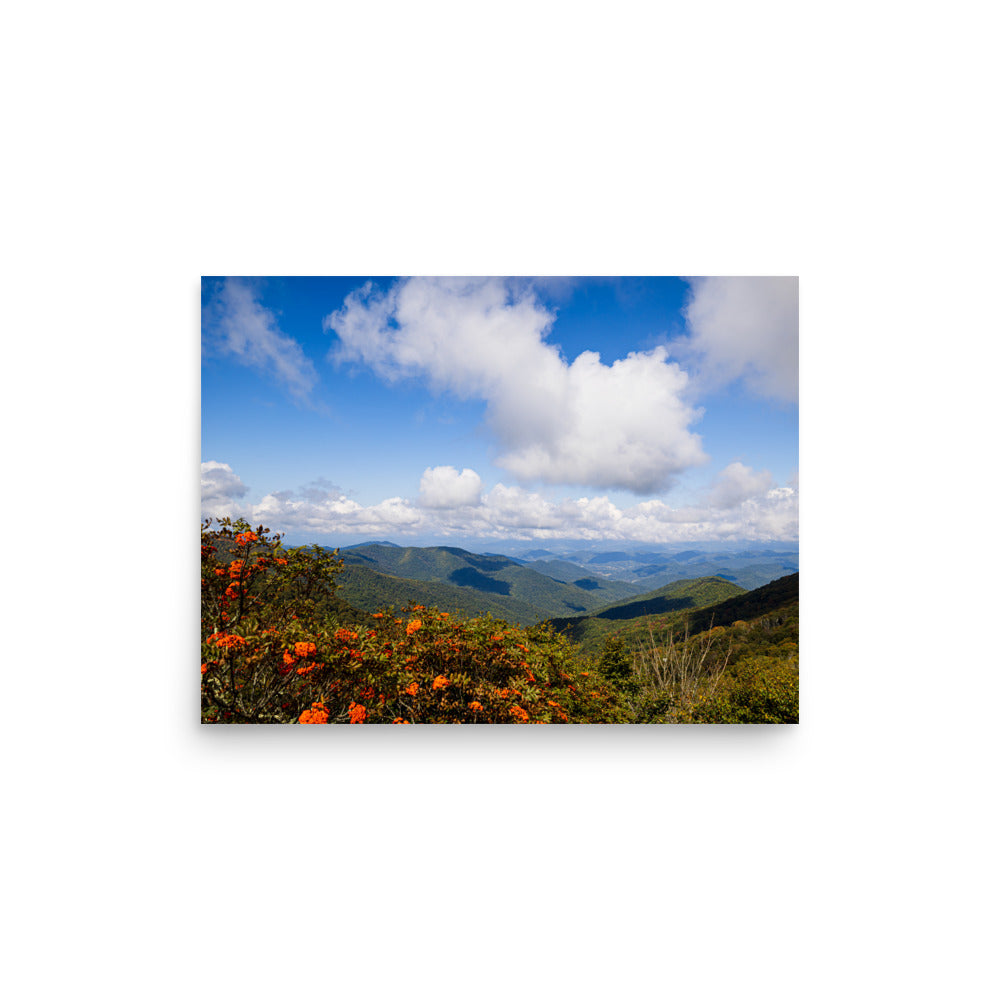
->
[[740, 486, 799, 538], [681, 276, 798, 403], [708, 461, 775, 509], [325, 277, 707, 493], [201, 461, 249, 519], [202, 464, 797, 544], [419, 466, 483, 508], [253, 488, 424, 537], [203, 278, 319, 402]]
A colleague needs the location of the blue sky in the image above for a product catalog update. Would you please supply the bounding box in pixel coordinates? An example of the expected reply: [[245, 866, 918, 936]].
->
[[202, 276, 798, 548]]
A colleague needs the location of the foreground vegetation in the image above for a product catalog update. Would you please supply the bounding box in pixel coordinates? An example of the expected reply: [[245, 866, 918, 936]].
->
[[201, 518, 798, 724]]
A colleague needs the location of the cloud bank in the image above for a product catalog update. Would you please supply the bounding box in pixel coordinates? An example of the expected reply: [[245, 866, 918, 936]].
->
[[325, 277, 707, 493], [202, 462, 798, 544], [203, 278, 319, 402], [681, 276, 798, 403]]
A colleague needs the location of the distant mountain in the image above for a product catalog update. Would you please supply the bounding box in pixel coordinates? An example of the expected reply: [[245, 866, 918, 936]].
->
[[484, 552, 528, 565], [524, 559, 644, 601], [313, 537, 796, 591], [636, 560, 797, 591], [540, 549, 800, 589], [337, 543, 647, 622]]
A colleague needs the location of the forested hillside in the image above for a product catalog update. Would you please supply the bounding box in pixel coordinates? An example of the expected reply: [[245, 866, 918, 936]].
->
[[335, 563, 545, 624], [337, 543, 644, 622], [547, 577, 744, 652]]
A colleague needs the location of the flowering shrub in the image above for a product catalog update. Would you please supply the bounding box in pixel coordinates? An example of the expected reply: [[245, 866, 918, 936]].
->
[[201, 518, 624, 724], [201, 517, 347, 723]]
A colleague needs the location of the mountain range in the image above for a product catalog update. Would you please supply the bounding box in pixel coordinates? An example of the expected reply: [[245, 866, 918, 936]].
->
[[334, 543, 645, 623], [328, 541, 797, 637]]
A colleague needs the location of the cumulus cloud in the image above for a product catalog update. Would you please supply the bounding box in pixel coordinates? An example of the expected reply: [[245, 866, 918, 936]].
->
[[681, 276, 798, 403], [708, 461, 775, 509], [201, 464, 797, 544], [201, 461, 249, 519], [203, 278, 319, 402], [325, 277, 707, 493], [419, 466, 483, 508]]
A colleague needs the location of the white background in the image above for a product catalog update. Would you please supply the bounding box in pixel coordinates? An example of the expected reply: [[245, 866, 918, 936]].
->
[[3, 2, 996, 998]]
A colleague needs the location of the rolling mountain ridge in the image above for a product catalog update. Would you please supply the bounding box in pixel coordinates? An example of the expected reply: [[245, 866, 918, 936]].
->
[[546, 576, 746, 651], [336, 543, 644, 621]]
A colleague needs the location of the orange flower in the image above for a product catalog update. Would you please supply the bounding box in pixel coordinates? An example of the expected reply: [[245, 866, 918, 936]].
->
[[209, 633, 247, 651], [294, 641, 317, 658], [372, 612, 384, 619], [348, 702, 367, 724], [509, 705, 529, 722], [275, 558, 288, 566], [283, 651, 297, 666], [432, 675, 449, 690], [235, 531, 259, 545], [469, 701, 483, 712], [406, 619, 422, 635], [228, 559, 244, 578], [299, 702, 329, 724], [392, 717, 410, 724], [334, 628, 358, 643], [404, 681, 419, 696]]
